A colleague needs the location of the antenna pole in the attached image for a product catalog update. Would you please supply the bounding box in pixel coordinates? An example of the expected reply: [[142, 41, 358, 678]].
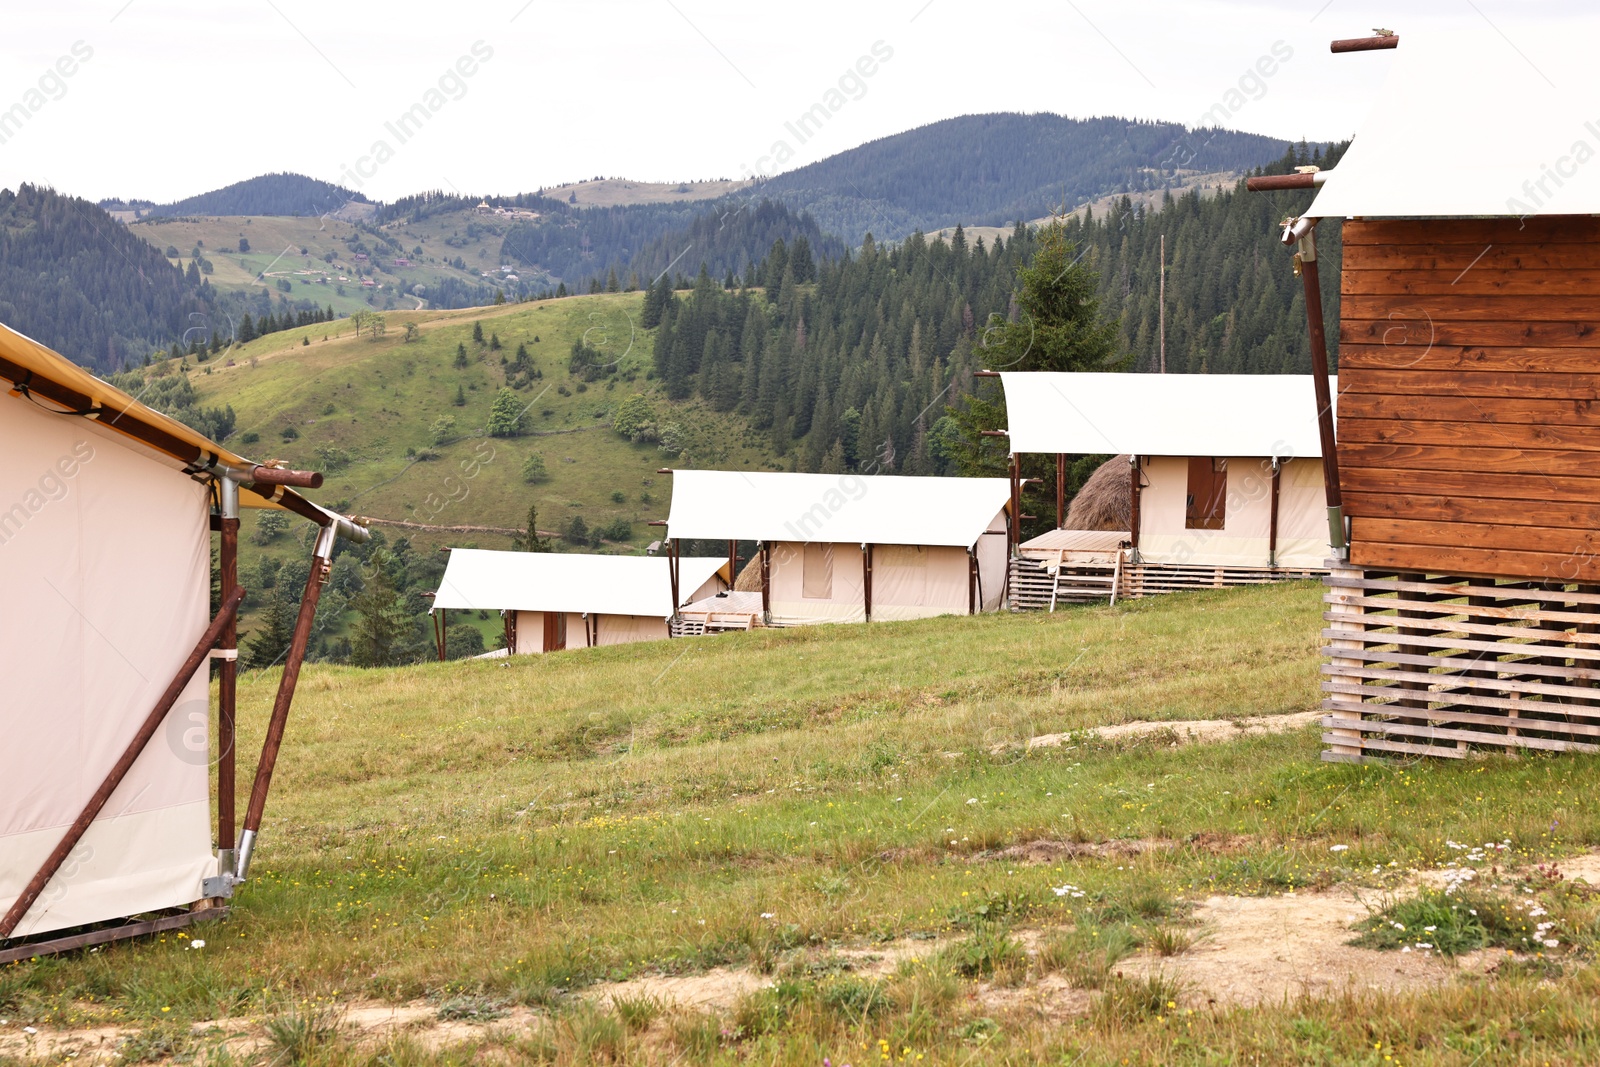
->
[[1158, 233, 1166, 374]]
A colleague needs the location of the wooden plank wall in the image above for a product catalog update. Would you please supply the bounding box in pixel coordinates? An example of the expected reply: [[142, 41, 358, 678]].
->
[[1339, 216, 1600, 582]]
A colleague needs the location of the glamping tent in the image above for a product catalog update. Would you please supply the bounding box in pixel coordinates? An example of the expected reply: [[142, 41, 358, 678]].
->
[[663, 470, 1012, 625], [0, 323, 367, 960], [1248, 26, 1600, 760], [430, 549, 729, 654], [999, 372, 1335, 605]]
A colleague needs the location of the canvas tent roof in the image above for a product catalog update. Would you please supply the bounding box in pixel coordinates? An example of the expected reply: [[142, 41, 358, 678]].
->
[[1000, 373, 1333, 459], [1306, 28, 1600, 219], [432, 549, 727, 617], [665, 470, 1011, 547], [0, 322, 320, 516]]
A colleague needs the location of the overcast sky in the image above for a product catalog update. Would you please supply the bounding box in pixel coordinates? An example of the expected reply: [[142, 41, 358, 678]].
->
[[0, 0, 1593, 204]]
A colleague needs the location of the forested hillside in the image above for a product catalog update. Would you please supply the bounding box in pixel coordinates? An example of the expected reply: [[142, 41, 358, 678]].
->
[[0, 184, 212, 369], [758, 113, 1291, 241], [643, 142, 1339, 483], [1066, 141, 1347, 375], [498, 198, 844, 291], [146, 173, 369, 217]]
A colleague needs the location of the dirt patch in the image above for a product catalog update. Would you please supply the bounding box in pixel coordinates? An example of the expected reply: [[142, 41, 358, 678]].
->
[[0, 1024, 130, 1063], [982, 838, 1171, 864], [590, 967, 768, 1011], [1119, 887, 1496, 1007], [1021, 710, 1321, 752]]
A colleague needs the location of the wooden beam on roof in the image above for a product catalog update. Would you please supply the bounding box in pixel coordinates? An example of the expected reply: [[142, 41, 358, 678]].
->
[[1332, 34, 1398, 53]]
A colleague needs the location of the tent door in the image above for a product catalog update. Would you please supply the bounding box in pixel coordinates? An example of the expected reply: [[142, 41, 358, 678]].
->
[[544, 611, 567, 652]]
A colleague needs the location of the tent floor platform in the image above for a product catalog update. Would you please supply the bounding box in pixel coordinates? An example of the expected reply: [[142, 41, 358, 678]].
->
[[674, 590, 765, 636], [1010, 529, 1324, 610], [0, 906, 228, 964], [1322, 562, 1600, 763]]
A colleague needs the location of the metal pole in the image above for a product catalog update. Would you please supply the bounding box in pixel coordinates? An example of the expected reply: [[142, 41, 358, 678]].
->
[[217, 477, 239, 878], [237, 524, 335, 881]]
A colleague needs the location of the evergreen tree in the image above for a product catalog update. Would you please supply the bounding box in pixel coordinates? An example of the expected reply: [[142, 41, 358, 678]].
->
[[512, 504, 552, 551], [454, 383, 466, 406], [243, 584, 296, 670], [454, 342, 469, 368], [349, 548, 418, 668], [472, 320, 484, 344]]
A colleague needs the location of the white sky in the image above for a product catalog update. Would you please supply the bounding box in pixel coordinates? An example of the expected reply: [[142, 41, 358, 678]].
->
[[0, 0, 1593, 204]]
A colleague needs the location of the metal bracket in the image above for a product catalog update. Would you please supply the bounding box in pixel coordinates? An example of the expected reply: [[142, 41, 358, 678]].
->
[[202, 874, 236, 899]]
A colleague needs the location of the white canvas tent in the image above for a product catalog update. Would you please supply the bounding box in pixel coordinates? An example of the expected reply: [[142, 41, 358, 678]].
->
[[0, 322, 366, 956], [1001, 372, 1335, 571], [664, 470, 1012, 625], [431, 549, 728, 654], [1304, 29, 1600, 220]]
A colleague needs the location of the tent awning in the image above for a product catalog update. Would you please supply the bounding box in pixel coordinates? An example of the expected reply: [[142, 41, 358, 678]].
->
[[665, 470, 1011, 547], [1307, 28, 1600, 219], [0, 321, 329, 517], [999, 372, 1333, 459], [432, 549, 727, 616]]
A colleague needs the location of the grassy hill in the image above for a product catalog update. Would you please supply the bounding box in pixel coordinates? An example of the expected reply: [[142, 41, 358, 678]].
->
[[184, 291, 771, 550], [8, 582, 1600, 1064]]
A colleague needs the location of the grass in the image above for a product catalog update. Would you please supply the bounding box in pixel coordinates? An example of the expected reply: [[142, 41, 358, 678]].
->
[[11, 582, 1600, 1063]]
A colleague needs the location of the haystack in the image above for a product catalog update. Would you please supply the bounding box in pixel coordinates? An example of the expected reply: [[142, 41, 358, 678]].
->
[[1064, 455, 1131, 531], [734, 555, 763, 592]]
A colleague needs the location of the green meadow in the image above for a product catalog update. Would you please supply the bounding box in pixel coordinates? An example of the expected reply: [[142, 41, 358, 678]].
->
[[6, 583, 1600, 1065]]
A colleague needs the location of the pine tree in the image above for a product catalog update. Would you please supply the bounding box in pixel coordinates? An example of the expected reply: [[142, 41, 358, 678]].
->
[[454, 383, 466, 406], [349, 549, 417, 668], [243, 584, 296, 669], [472, 321, 484, 345], [512, 504, 552, 551], [454, 342, 469, 368]]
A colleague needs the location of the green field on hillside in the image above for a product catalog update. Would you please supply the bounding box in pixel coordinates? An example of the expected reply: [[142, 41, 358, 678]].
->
[[187, 293, 771, 553], [7, 584, 1600, 1065]]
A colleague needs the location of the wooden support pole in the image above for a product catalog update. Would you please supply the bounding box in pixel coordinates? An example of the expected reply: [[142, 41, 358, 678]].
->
[[1008, 454, 1021, 554], [434, 608, 447, 662], [237, 526, 334, 879], [1055, 453, 1066, 529], [1128, 456, 1142, 555], [217, 480, 239, 873], [727, 539, 737, 590], [1268, 459, 1282, 568], [760, 542, 771, 618], [968, 548, 977, 615], [1, 588, 244, 939], [669, 539, 681, 613], [863, 544, 874, 622], [1293, 225, 1346, 554]]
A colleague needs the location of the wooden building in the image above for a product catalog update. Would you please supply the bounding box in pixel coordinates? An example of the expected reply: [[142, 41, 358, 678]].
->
[[1249, 27, 1600, 760], [430, 550, 729, 655], [0, 322, 367, 960], [1000, 372, 1334, 607], [662, 471, 1012, 626]]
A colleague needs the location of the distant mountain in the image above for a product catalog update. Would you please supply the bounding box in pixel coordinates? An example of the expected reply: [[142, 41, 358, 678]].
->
[[146, 173, 369, 218], [0, 184, 212, 370], [756, 112, 1292, 241], [500, 198, 844, 289]]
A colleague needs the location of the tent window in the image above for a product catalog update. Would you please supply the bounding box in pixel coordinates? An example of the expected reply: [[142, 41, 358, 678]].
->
[[802, 542, 834, 599], [1185, 458, 1227, 530]]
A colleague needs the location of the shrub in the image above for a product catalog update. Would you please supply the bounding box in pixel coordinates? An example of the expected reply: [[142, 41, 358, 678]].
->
[[613, 393, 655, 439], [429, 415, 457, 446]]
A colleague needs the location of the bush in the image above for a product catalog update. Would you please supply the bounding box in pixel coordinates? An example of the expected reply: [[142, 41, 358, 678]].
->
[[613, 393, 655, 438], [250, 512, 289, 546], [444, 623, 486, 660], [240, 430, 260, 445], [280, 425, 299, 441], [599, 518, 632, 542], [429, 415, 457, 446], [561, 515, 589, 545], [521, 452, 549, 483]]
